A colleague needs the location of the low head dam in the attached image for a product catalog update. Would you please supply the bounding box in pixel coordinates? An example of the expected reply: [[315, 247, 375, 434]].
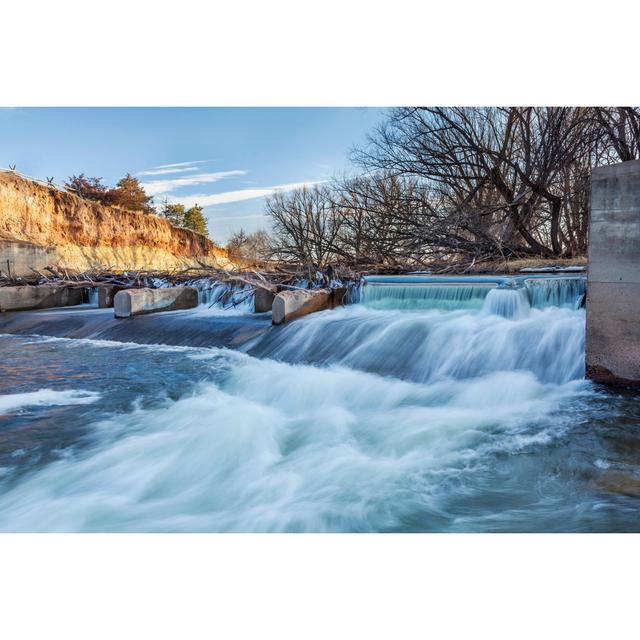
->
[[0, 171, 234, 277]]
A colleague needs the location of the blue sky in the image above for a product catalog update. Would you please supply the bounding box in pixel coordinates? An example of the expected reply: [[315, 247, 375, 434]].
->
[[0, 108, 385, 243]]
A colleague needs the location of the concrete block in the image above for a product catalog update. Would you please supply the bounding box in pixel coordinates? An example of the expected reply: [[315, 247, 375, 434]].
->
[[0, 285, 83, 311], [586, 160, 640, 388], [98, 285, 124, 308], [0, 240, 57, 279], [330, 287, 348, 307], [254, 286, 276, 313], [272, 288, 332, 325], [114, 287, 198, 318]]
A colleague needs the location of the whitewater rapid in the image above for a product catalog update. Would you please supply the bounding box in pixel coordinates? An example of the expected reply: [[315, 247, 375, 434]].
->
[[249, 304, 585, 384], [0, 275, 638, 532], [0, 337, 589, 532]]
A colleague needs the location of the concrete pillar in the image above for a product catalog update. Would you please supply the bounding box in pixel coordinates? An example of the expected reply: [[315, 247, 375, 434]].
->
[[98, 285, 124, 308], [0, 285, 83, 311], [586, 160, 640, 388], [254, 286, 276, 313], [330, 287, 348, 307], [114, 287, 198, 318], [272, 289, 332, 324]]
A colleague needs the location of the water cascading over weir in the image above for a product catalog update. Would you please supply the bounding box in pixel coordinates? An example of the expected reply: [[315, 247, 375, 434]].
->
[[3, 267, 625, 533], [358, 274, 586, 315], [248, 273, 588, 387]]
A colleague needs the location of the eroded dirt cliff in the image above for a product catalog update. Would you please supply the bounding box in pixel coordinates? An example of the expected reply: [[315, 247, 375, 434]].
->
[[0, 171, 234, 276]]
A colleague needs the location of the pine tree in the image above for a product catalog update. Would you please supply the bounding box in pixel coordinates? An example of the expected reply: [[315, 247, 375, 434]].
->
[[183, 204, 208, 237], [108, 173, 154, 213], [160, 200, 187, 227]]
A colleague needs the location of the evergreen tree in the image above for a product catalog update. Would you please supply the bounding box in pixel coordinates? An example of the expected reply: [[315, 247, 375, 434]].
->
[[108, 173, 154, 213], [160, 200, 187, 227], [183, 204, 208, 236]]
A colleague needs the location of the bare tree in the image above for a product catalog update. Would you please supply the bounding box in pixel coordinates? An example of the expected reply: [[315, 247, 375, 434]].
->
[[593, 107, 640, 162], [227, 229, 273, 265], [266, 185, 343, 267], [264, 107, 637, 270], [354, 107, 598, 258]]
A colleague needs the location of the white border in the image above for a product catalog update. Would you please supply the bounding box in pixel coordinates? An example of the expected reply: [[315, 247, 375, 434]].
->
[[1, 1, 638, 105], [1, 534, 638, 639]]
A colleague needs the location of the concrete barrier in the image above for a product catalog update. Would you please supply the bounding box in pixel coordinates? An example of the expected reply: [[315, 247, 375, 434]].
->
[[586, 159, 640, 388], [0, 285, 83, 312], [114, 287, 198, 318], [98, 285, 124, 308], [254, 286, 276, 313], [0, 240, 57, 279], [331, 287, 348, 307], [272, 287, 347, 325]]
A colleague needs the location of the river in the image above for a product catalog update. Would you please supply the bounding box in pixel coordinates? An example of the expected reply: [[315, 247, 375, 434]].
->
[[0, 275, 638, 531]]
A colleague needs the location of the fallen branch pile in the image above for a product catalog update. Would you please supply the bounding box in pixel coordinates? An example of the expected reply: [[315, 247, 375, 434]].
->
[[0, 263, 359, 293]]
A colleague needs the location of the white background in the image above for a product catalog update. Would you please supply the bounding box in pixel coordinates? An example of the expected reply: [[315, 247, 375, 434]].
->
[[1, 1, 639, 638]]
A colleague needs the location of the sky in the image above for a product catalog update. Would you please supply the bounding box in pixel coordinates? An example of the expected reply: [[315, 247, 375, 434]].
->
[[0, 107, 385, 243]]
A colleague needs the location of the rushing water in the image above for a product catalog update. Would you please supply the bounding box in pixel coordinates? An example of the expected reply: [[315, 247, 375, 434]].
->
[[0, 276, 639, 532]]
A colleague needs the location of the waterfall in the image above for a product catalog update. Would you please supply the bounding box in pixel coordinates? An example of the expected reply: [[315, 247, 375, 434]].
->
[[361, 283, 495, 311], [182, 278, 255, 312], [0, 272, 603, 533], [249, 275, 587, 386], [359, 275, 586, 312], [482, 287, 530, 319], [82, 287, 99, 306], [523, 277, 586, 309], [249, 304, 585, 385], [345, 280, 363, 304]]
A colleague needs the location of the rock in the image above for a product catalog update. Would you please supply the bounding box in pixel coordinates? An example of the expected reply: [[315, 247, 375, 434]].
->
[[272, 288, 334, 324], [98, 285, 124, 308], [114, 287, 198, 318], [0, 285, 83, 311], [597, 471, 640, 498], [254, 286, 276, 313]]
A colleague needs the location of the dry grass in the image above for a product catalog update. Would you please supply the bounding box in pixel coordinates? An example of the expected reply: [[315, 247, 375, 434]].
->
[[468, 256, 587, 274]]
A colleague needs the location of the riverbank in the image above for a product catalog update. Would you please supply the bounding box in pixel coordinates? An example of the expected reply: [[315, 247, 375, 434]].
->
[[0, 171, 235, 277]]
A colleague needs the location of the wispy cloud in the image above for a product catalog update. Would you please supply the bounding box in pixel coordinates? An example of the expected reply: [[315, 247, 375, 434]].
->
[[138, 159, 216, 178], [138, 166, 200, 176], [141, 170, 247, 196], [210, 213, 268, 222], [166, 180, 326, 209], [155, 160, 211, 169]]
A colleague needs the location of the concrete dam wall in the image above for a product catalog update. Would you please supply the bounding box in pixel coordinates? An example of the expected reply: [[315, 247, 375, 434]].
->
[[0, 171, 234, 277], [586, 159, 640, 388]]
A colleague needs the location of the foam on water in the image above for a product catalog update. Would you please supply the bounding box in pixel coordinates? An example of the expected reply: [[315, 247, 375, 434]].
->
[[250, 305, 585, 385], [0, 389, 101, 415], [0, 348, 588, 532]]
